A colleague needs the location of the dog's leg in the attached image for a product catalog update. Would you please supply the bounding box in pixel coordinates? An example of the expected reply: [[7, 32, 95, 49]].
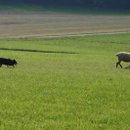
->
[[116, 61, 122, 68], [125, 65, 130, 69]]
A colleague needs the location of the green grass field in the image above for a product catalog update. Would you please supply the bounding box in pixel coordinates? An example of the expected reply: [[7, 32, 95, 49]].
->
[[0, 34, 130, 130]]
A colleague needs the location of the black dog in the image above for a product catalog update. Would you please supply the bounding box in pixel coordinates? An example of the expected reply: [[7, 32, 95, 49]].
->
[[0, 58, 17, 67]]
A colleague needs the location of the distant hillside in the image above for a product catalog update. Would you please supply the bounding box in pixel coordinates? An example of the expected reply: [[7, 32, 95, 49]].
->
[[0, 0, 130, 10], [0, 0, 130, 13]]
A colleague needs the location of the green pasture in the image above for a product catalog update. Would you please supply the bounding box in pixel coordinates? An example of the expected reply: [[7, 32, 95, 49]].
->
[[0, 34, 130, 130]]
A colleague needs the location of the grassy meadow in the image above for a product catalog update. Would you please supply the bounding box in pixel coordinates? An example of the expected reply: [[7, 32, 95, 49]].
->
[[0, 33, 130, 130]]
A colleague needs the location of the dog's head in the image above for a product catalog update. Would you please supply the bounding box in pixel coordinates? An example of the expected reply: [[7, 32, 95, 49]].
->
[[13, 59, 17, 65]]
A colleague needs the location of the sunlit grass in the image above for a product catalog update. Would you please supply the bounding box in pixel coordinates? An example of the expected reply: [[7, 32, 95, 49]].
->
[[0, 34, 130, 129]]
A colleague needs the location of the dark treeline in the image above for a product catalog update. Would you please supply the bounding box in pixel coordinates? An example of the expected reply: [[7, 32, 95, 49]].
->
[[0, 0, 130, 10]]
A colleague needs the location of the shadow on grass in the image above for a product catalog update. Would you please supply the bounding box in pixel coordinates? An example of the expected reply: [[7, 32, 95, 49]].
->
[[0, 48, 78, 54]]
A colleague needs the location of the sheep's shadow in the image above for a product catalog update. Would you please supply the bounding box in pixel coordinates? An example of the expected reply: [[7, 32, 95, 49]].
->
[[0, 48, 78, 54]]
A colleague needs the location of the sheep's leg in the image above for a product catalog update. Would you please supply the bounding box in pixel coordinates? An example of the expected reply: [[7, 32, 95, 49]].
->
[[116, 61, 122, 68]]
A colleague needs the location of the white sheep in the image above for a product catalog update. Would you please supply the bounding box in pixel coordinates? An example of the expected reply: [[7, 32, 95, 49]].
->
[[116, 52, 130, 68]]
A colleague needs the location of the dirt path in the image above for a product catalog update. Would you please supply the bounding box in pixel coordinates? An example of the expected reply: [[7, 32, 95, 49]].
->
[[1, 31, 129, 39], [0, 12, 130, 38]]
